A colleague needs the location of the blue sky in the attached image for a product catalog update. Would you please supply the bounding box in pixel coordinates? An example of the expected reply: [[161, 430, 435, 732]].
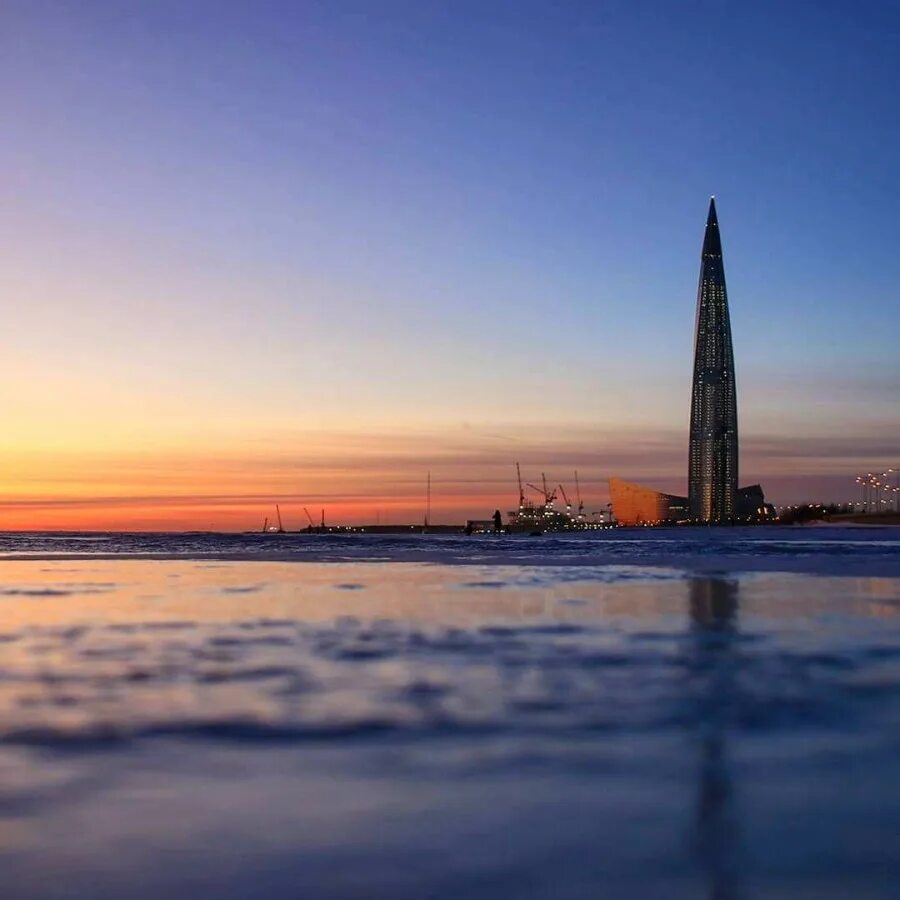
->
[[1, 0, 897, 525]]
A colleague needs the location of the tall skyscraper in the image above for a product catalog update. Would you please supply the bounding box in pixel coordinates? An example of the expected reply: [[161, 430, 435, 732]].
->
[[688, 197, 738, 522]]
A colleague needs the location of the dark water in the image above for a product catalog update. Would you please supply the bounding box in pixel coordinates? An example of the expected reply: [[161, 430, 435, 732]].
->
[[1, 531, 899, 898]]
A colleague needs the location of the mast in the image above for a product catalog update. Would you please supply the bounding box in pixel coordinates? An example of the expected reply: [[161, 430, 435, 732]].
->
[[516, 462, 524, 507]]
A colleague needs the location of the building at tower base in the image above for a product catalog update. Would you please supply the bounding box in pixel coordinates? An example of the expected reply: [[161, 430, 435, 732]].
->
[[609, 478, 774, 526], [734, 484, 776, 520], [608, 478, 688, 526]]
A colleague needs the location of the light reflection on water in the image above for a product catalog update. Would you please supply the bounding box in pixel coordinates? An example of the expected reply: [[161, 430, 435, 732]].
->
[[0, 560, 898, 898], [689, 578, 742, 900]]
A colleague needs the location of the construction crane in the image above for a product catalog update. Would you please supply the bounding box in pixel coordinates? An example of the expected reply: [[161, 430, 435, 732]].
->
[[574, 470, 585, 519], [275, 504, 284, 534], [261, 517, 268, 534], [526, 479, 557, 504], [516, 462, 525, 507], [542, 473, 557, 504], [557, 484, 572, 511], [303, 507, 315, 530]]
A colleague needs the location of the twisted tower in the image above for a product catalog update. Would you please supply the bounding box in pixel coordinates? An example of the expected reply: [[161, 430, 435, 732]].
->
[[688, 197, 738, 522]]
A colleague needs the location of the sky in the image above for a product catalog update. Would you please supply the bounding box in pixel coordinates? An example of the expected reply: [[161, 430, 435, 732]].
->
[[1, 0, 898, 529]]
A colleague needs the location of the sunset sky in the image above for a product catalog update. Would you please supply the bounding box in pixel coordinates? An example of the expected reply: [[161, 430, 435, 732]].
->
[[2, 1, 898, 529]]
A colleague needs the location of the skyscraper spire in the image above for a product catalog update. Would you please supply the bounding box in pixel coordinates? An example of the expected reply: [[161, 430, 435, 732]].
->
[[702, 196, 722, 258], [688, 197, 738, 522]]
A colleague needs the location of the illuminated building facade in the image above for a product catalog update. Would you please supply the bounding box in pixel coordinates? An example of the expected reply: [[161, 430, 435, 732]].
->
[[688, 197, 738, 522], [608, 478, 688, 526]]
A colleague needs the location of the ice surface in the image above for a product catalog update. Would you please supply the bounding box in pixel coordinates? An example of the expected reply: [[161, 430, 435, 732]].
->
[[1, 525, 899, 576], [0, 534, 898, 898]]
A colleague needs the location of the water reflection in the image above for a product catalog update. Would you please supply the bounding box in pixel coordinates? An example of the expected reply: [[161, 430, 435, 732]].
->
[[689, 577, 742, 900]]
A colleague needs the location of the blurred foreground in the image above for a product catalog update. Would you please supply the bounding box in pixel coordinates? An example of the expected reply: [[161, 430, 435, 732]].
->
[[1, 539, 899, 898]]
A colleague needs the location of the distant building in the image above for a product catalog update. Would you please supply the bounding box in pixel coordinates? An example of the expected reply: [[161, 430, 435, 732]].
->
[[608, 478, 688, 526], [688, 197, 739, 522]]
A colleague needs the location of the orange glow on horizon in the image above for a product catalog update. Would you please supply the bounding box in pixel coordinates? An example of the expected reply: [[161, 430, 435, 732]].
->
[[0, 421, 880, 531], [0, 496, 506, 532]]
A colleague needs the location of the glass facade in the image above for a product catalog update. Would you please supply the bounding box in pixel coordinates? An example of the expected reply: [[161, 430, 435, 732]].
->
[[688, 198, 738, 522]]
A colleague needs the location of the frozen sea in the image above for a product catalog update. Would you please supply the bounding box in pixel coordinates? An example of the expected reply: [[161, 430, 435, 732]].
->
[[1, 527, 899, 898]]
